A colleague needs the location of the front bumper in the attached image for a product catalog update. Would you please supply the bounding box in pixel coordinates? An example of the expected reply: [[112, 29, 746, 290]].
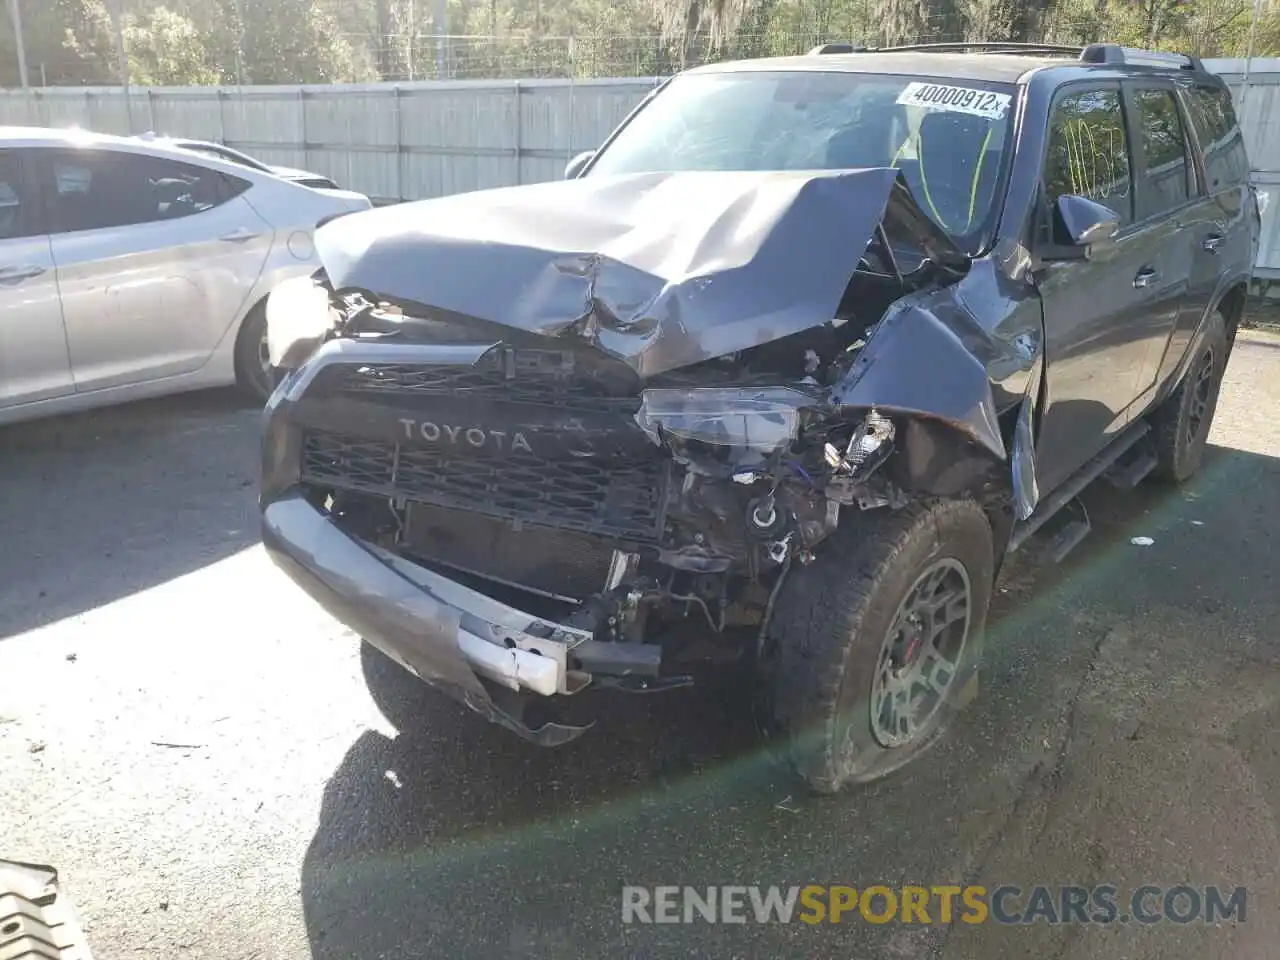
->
[[261, 339, 599, 743], [262, 493, 594, 728]]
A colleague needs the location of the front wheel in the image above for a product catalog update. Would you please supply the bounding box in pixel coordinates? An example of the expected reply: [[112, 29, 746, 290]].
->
[[767, 499, 994, 794]]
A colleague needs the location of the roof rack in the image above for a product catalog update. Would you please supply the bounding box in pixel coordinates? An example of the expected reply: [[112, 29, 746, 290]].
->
[[808, 43, 869, 55], [868, 42, 1086, 56], [1079, 43, 1204, 72], [807, 40, 1205, 72]]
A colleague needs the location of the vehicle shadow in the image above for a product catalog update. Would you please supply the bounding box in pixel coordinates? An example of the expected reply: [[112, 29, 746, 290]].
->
[[0, 389, 263, 639], [300, 442, 1280, 960]]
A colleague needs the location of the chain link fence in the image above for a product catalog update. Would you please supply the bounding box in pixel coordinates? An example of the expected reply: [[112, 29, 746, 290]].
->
[[10, 2, 1272, 88], [329, 20, 1268, 82]]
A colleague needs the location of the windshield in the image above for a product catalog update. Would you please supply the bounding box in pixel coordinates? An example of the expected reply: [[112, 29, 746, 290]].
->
[[589, 71, 1016, 252]]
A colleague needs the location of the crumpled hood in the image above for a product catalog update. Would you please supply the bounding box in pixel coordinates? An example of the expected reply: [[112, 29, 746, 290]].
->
[[315, 168, 963, 376]]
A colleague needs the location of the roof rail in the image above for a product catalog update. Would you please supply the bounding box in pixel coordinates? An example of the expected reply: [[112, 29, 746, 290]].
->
[[871, 41, 1086, 56], [1079, 43, 1204, 72], [805, 39, 1205, 72], [808, 42, 868, 55]]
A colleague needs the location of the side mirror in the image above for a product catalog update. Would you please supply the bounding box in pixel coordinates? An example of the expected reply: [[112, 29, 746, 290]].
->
[[1037, 195, 1121, 263], [1057, 194, 1120, 247], [564, 151, 594, 180]]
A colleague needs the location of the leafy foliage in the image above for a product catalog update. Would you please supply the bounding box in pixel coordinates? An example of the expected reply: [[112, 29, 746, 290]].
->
[[2, 0, 1279, 87]]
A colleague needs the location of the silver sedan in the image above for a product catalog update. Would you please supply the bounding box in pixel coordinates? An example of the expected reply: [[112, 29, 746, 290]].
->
[[0, 125, 371, 423]]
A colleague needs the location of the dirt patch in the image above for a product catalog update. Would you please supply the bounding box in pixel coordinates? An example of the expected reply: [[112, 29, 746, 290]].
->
[[1245, 294, 1280, 330]]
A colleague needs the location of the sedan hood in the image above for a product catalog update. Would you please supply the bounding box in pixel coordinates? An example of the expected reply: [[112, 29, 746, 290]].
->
[[315, 169, 966, 376]]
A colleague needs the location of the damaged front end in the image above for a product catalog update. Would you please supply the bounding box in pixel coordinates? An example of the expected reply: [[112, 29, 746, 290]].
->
[[261, 167, 1021, 741]]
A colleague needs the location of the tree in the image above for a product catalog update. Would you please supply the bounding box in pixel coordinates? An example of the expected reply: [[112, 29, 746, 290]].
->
[[123, 7, 219, 86], [656, 0, 755, 67], [211, 0, 365, 83]]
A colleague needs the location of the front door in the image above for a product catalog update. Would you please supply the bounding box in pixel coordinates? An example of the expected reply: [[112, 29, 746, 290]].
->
[[38, 147, 271, 392], [1033, 83, 1183, 495], [0, 148, 73, 410]]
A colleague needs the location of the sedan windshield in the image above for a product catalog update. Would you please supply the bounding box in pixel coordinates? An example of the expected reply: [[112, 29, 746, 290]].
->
[[588, 71, 1016, 253]]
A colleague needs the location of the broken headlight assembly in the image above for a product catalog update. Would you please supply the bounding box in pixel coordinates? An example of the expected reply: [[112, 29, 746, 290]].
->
[[634, 387, 901, 571], [633, 385, 826, 473]]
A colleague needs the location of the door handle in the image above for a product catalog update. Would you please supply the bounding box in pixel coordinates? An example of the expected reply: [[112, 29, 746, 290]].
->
[[0, 264, 46, 283], [1202, 234, 1224, 253], [218, 228, 262, 243], [1133, 267, 1159, 289]]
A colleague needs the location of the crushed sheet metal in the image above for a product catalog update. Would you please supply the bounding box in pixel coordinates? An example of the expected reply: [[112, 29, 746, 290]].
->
[[1011, 400, 1039, 519], [1010, 355, 1044, 519], [313, 168, 965, 377], [832, 301, 1006, 460]]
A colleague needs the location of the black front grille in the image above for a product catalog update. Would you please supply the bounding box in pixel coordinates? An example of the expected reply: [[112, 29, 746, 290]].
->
[[404, 502, 614, 601], [337, 350, 639, 412], [301, 430, 666, 542]]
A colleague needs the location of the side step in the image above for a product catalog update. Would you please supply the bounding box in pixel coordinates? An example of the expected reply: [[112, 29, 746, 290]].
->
[[1008, 420, 1151, 556], [1103, 446, 1159, 490], [1045, 505, 1092, 563]]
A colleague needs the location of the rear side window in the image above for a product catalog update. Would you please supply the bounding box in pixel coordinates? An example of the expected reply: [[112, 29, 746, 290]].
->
[[1130, 88, 1194, 219], [1043, 87, 1134, 227], [43, 148, 234, 234], [1183, 85, 1250, 190], [220, 173, 252, 201], [0, 151, 38, 240]]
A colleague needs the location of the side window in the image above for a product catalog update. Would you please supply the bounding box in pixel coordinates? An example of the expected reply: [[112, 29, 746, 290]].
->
[[45, 149, 229, 234], [220, 173, 252, 202], [1184, 85, 1250, 190], [1043, 86, 1134, 232], [1130, 87, 1194, 219], [0, 151, 38, 240]]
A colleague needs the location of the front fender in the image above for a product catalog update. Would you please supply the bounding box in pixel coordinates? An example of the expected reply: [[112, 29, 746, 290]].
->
[[203, 244, 325, 381]]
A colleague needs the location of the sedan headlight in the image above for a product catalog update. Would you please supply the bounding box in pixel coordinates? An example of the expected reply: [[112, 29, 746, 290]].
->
[[265, 274, 335, 370]]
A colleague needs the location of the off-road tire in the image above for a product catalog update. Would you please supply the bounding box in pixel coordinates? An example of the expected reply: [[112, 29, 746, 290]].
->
[[232, 302, 274, 402], [768, 499, 994, 795], [1151, 310, 1228, 483]]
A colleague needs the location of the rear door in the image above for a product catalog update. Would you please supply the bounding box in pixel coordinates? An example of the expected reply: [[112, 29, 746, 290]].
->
[[1121, 81, 1202, 404], [1165, 83, 1255, 381], [0, 148, 73, 409], [1034, 83, 1158, 494], [38, 147, 272, 392]]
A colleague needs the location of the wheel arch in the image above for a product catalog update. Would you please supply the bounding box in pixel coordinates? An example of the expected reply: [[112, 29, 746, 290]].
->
[[1163, 292, 1236, 405], [1214, 280, 1248, 347], [874, 412, 1020, 572], [231, 292, 271, 386]]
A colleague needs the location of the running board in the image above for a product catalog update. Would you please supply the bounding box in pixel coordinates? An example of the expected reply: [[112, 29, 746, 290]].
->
[[1008, 421, 1151, 554], [1046, 511, 1092, 563], [1103, 447, 1159, 490]]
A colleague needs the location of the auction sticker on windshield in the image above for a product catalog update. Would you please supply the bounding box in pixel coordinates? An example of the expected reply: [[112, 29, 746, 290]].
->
[[896, 82, 1012, 120]]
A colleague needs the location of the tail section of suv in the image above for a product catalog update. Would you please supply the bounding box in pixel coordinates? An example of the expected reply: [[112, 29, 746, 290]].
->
[[260, 43, 1256, 793]]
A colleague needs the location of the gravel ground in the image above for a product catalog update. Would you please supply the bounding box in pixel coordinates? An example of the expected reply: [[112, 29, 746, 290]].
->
[[1, 331, 1278, 960]]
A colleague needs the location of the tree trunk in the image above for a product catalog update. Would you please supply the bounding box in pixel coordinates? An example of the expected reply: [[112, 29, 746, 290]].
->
[[375, 0, 393, 79]]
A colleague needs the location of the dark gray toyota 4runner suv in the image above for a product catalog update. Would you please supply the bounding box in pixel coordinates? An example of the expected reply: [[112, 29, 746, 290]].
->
[[260, 42, 1258, 793]]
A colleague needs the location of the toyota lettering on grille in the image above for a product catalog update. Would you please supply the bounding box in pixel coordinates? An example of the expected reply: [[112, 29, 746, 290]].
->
[[398, 418, 534, 454]]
